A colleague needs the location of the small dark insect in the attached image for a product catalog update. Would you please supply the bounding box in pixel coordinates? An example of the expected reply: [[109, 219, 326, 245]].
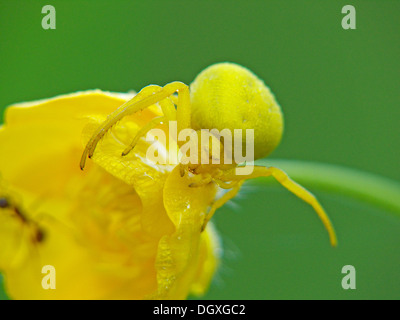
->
[[0, 196, 45, 244], [0, 197, 9, 208]]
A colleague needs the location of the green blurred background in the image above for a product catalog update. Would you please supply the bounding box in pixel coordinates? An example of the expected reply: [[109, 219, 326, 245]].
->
[[0, 0, 399, 299]]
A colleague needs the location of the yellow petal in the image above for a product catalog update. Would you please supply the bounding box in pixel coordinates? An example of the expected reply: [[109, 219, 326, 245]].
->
[[1, 90, 221, 300], [190, 223, 221, 296], [154, 165, 217, 299], [82, 114, 176, 238]]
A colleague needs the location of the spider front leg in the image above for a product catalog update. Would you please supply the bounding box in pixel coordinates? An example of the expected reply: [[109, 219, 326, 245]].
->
[[80, 81, 190, 169], [219, 166, 338, 247], [121, 116, 166, 156], [121, 96, 177, 156], [81, 85, 162, 169]]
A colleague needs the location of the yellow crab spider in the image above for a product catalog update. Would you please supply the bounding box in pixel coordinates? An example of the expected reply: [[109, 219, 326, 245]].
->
[[80, 62, 337, 247]]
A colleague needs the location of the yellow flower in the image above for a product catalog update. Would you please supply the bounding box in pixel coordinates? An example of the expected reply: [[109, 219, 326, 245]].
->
[[0, 90, 220, 299]]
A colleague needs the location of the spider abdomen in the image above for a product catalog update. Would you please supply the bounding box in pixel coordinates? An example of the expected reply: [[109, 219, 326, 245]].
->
[[190, 62, 284, 160]]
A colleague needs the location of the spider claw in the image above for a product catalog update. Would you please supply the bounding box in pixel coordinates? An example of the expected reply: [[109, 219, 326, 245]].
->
[[122, 145, 135, 157], [88, 148, 95, 158], [80, 149, 89, 170]]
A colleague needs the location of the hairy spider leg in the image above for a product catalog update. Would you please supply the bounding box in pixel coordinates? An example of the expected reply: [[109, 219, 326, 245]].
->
[[219, 166, 337, 247], [121, 92, 178, 156], [201, 181, 244, 231], [188, 174, 213, 188], [80, 81, 190, 170], [80, 85, 161, 169], [214, 179, 241, 190], [121, 116, 166, 156]]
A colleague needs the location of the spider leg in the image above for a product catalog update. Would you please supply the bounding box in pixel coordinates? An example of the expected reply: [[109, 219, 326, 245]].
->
[[122, 95, 178, 156], [121, 116, 166, 156], [219, 166, 337, 247], [179, 163, 187, 177], [169, 93, 179, 106], [214, 179, 240, 190], [158, 96, 177, 122], [174, 83, 191, 134], [201, 181, 243, 232], [81, 85, 162, 169], [80, 81, 189, 170], [188, 174, 213, 188]]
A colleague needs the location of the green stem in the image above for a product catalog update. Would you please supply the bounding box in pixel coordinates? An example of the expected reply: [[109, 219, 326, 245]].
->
[[252, 159, 400, 217]]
